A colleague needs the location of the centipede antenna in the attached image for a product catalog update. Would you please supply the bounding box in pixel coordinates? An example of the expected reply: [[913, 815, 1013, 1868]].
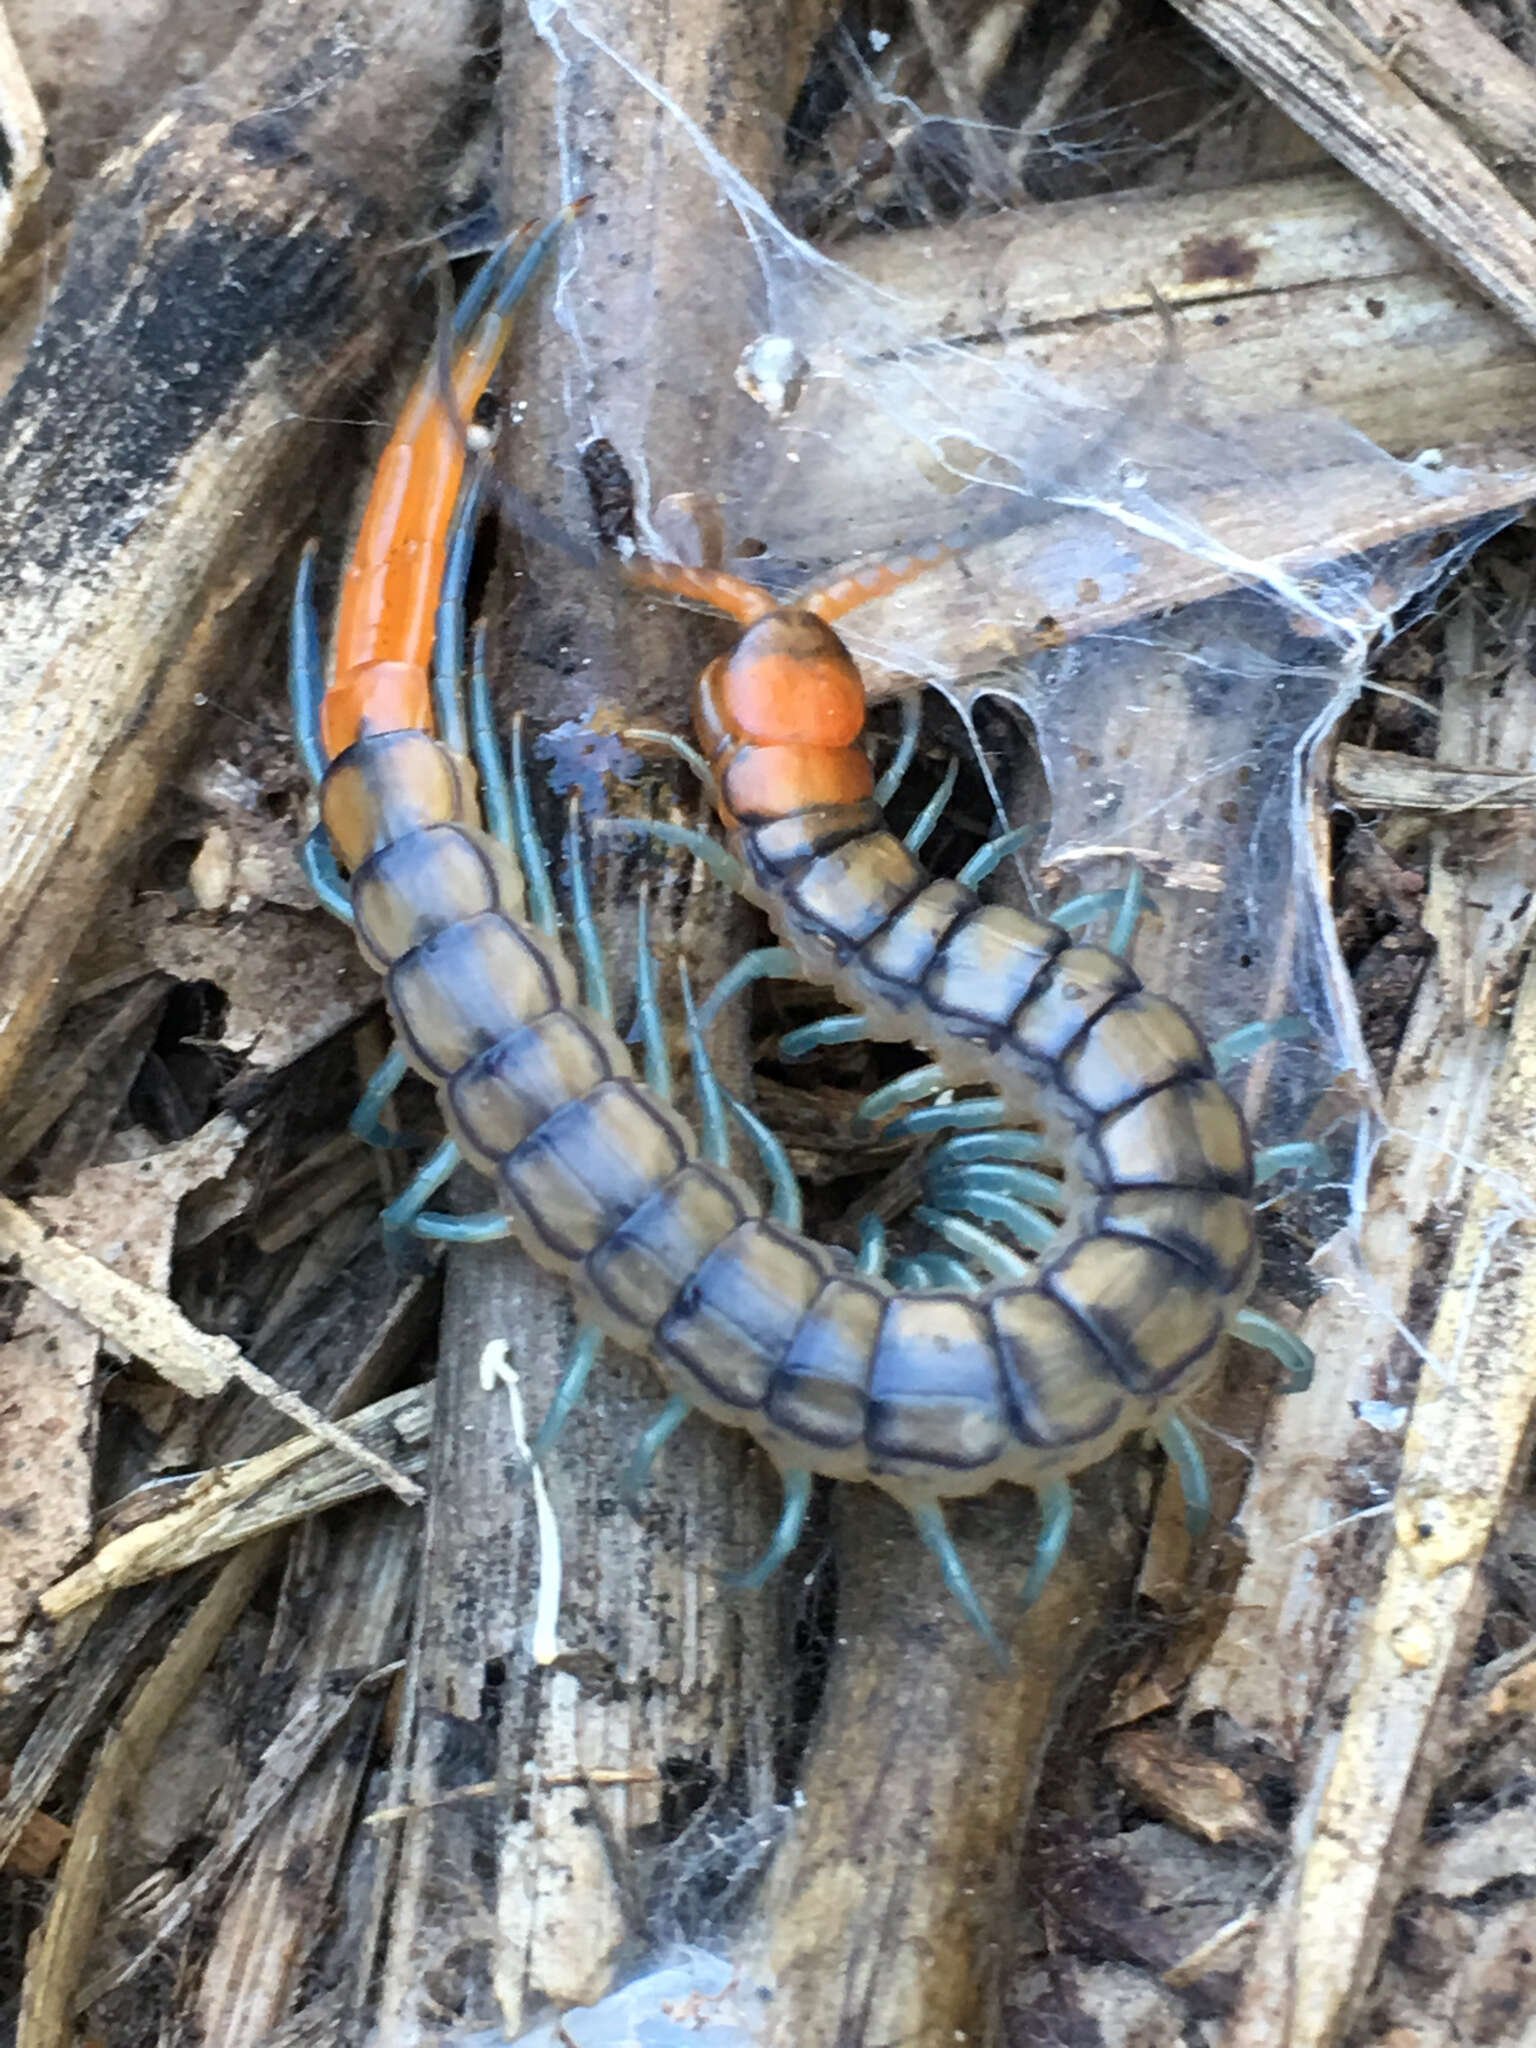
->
[[957, 823, 1036, 892], [852, 1063, 947, 1134], [727, 1095, 802, 1228], [413, 1209, 513, 1243], [874, 692, 922, 806], [301, 829, 355, 925], [1253, 1140, 1330, 1186], [621, 1393, 692, 1508], [289, 543, 327, 786], [1233, 1308, 1315, 1391], [699, 946, 800, 1031], [856, 1213, 888, 1275], [380, 1135, 460, 1259], [1108, 865, 1145, 958], [1021, 1481, 1072, 1609], [468, 625, 516, 852], [448, 220, 536, 341], [911, 1503, 1008, 1668], [925, 1161, 1069, 1213], [594, 815, 749, 894], [924, 1130, 1052, 1172], [565, 795, 613, 1022], [902, 754, 960, 856], [921, 1188, 1056, 1257], [510, 713, 559, 936], [623, 727, 717, 791], [779, 1011, 873, 1061], [885, 1096, 1010, 1142], [723, 1468, 813, 1590], [679, 962, 731, 1168], [913, 1206, 1031, 1281], [350, 1044, 413, 1150], [633, 888, 672, 1100], [1157, 1413, 1211, 1537], [532, 1325, 605, 1461], [1210, 1015, 1313, 1077], [1051, 884, 1160, 935], [431, 468, 487, 757]]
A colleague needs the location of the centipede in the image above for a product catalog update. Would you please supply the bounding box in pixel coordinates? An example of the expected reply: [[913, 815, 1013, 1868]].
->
[[289, 209, 1314, 1659]]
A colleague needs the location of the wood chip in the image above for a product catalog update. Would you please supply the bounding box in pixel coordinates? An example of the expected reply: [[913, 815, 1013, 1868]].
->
[[1104, 1727, 1277, 1846]]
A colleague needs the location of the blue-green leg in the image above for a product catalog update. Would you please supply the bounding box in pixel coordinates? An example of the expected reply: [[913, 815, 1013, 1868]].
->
[[621, 1393, 692, 1508], [887, 1097, 1009, 1142], [1021, 1480, 1072, 1609], [779, 1011, 872, 1061], [1156, 1413, 1210, 1537], [698, 946, 800, 1031], [857, 1214, 888, 1275], [957, 823, 1035, 890], [564, 795, 613, 1021], [912, 1206, 1030, 1281], [1254, 1141, 1330, 1186], [532, 1326, 605, 1461], [594, 815, 748, 894], [726, 1095, 802, 1227], [621, 727, 717, 792], [350, 1044, 412, 1150], [289, 542, 326, 788], [1107, 865, 1145, 957], [874, 691, 921, 806], [412, 1210, 513, 1243], [919, 1188, 1057, 1256], [1234, 1308, 1314, 1391], [1210, 1015, 1312, 1077], [379, 1135, 460, 1260], [723, 1468, 813, 1590], [902, 755, 959, 855], [924, 1161, 1068, 1212], [679, 963, 730, 1167], [301, 829, 353, 924], [510, 713, 559, 936], [890, 1253, 981, 1292], [633, 888, 672, 1099], [911, 1502, 1008, 1668], [852, 1064, 947, 1134]]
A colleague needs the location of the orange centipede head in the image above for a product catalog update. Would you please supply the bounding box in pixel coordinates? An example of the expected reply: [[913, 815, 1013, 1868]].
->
[[696, 608, 867, 757]]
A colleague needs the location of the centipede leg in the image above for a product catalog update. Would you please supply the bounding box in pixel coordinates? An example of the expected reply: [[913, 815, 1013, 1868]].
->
[[509, 713, 559, 936], [853, 1063, 948, 1133], [621, 727, 717, 793], [919, 1187, 1057, 1256], [698, 946, 799, 1032], [350, 1044, 414, 1150], [621, 1393, 692, 1508], [594, 814, 749, 895], [1157, 1413, 1211, 1537], [301, 829, 355, 925], [1021, 1481, 1072, 1610], [779, 1011, 873, 1060], [1209, 1015, 1313, 1077], [890, 1253, 981, 1292], [431, 468, 488, 758], [924, 1160, 1068, 1213], [913, 1206, 1031, 1280], [726, 1095, 802, 1227], [874, 691, 921, 806], [1253, 1141, 1330, 1186], [723, 1468, 813, 1590], [886, 1096, 1010, 1141], [1107, 865, 1145, 957], [379, 1136, 461, 1261], [634, 888, 672, 1099], [289, 542, 327, 787], [956, 822, 1035, 890], [564, 796, 613, 1021], [1233, 1307, 1315, 1391], [910, 1503, 1007, 1668], [532, 1325, 605, 1461], [902, 754, 959, 855], [857, 1213, 888, 1275], [922, 1130, 1053, 1172], [679, 964, 731, 1167]]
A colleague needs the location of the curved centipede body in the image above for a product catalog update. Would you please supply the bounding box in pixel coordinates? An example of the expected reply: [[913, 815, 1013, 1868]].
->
[[294, 216, 1305, 1647]]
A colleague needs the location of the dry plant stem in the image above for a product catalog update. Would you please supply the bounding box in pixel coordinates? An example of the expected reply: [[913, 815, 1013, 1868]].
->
[[0, 1192, 424, 1503], [0, 3, 47, 266], [1188, 607, 1536, 2047], [1334, 739, 1536, 811], [39, 1385, 431, 1617], [17, 1535, 280, 2048], [0, 0, 484, 1108], [741, 1477, 1137, 2047], [1171, 0, 1536, 342], [1342, 0, 1536, 164], [369, 3, 827, 2035]]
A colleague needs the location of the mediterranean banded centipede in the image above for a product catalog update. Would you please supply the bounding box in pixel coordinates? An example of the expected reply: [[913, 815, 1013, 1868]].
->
[[290, 214, 1312, 1655]]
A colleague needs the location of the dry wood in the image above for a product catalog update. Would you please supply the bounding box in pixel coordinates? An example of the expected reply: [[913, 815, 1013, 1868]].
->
[[0, 0, 491, 1110], [1341, 0, 1536, 164], [1172, 0, 1536, 340], [17, 1537, 280, 2048], [1335, 738, 1536, 810], [0, 1192, 424, 1503], [0, 3, 46, 267]]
